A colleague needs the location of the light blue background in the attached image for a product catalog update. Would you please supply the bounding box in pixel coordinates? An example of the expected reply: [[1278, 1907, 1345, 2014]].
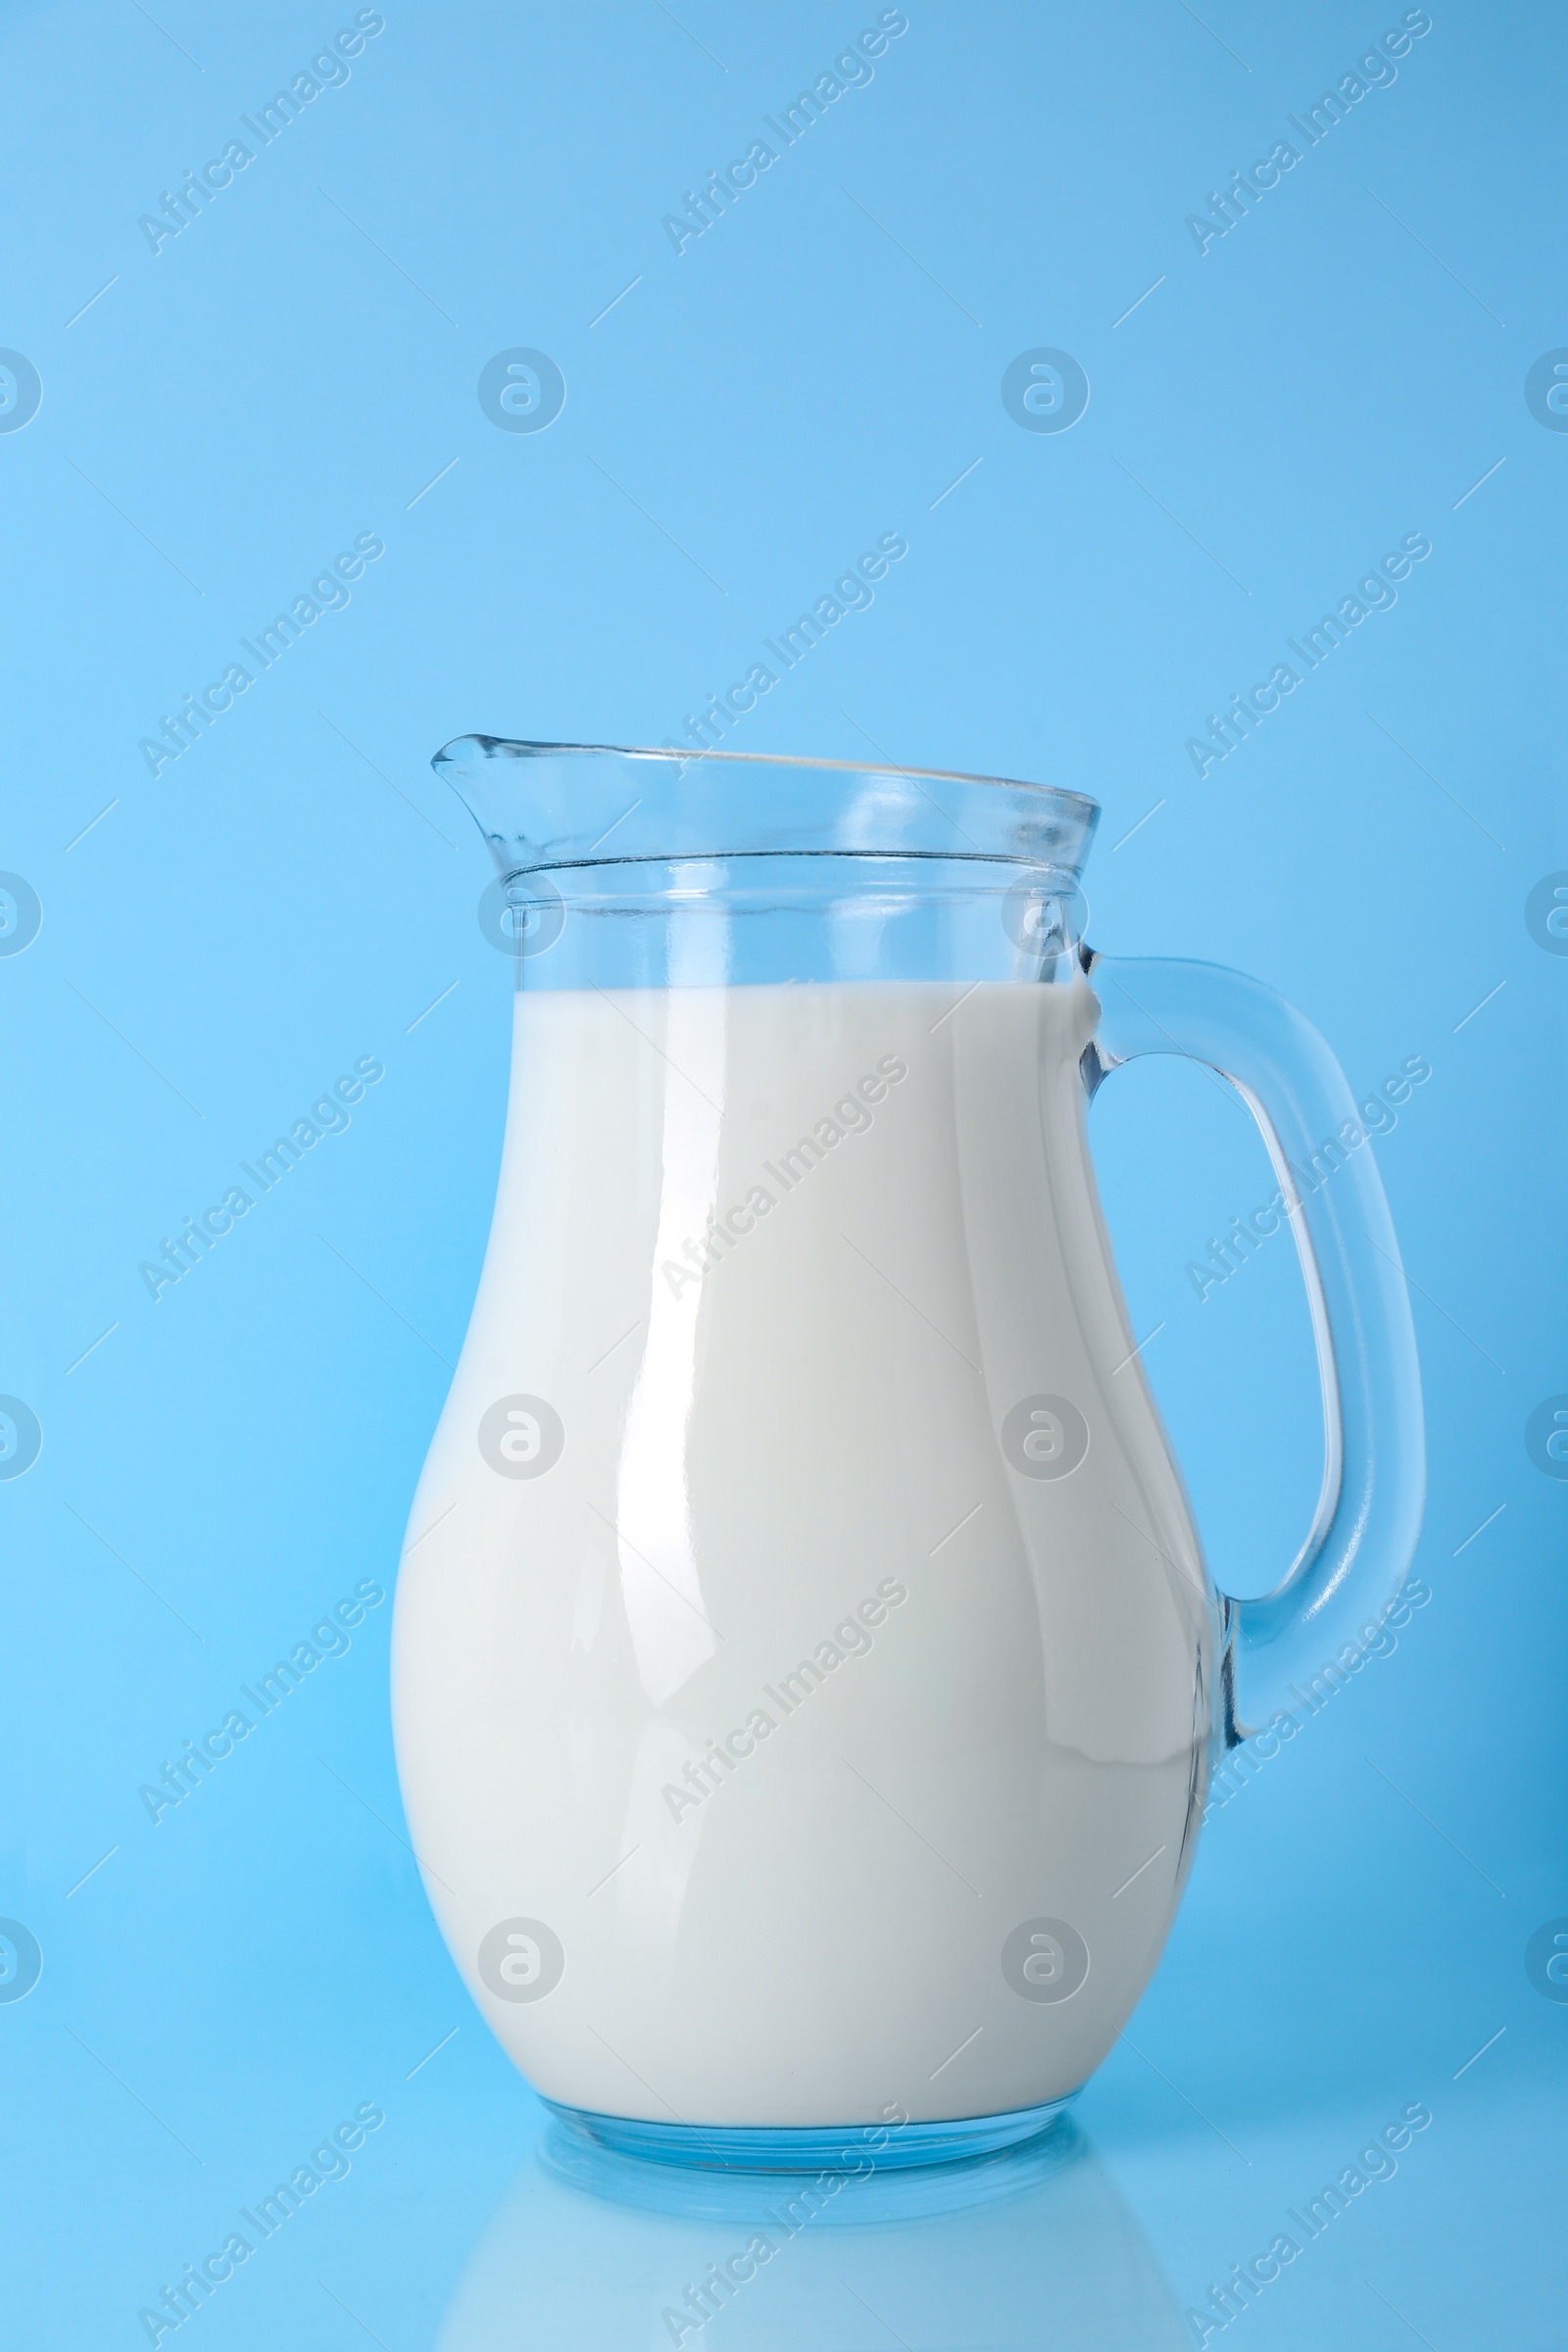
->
[[2, 3, 1563, 2345]]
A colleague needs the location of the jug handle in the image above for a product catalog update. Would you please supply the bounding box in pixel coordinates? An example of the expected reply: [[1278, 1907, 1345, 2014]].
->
[[1082, 952, 1426, 1744]]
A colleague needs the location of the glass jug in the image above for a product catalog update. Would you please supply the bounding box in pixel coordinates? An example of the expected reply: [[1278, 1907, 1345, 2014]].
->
[[391, 739, 1424, 2171]]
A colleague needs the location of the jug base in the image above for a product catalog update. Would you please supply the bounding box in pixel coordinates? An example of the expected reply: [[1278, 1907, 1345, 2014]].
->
[[542, 2094, 1078, 2174]]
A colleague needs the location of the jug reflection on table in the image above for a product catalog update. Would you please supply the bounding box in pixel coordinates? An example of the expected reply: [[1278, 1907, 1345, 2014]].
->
[[438, 2115, 1190, 2352], [393, 740, 1424, 2168]]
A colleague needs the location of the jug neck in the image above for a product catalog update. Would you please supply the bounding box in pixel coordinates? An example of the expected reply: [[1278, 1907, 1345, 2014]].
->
[[437, 738, 1100, 990], [435, 737, 1098, 876]]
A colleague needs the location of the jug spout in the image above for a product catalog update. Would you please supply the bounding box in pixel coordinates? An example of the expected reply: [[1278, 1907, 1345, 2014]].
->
[[432, 735, 677, 878]]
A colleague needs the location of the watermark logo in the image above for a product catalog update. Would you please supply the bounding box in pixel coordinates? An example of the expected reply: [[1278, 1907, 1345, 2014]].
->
[[0, 1919, 42, 2002], [662, 1577, 910, 1825], [1526, 1919, 1568, 2001], [1001, 1394, 1089, 1481], [1001, 348, 1089, 434], [136, 1578, 386, 1826], [477, 871, 565, 957], [1002, 872, 1088, 960], [139, 1054, 385, 1302], [1183, 18, 1432, 263], [1188, 1052, 1433, 1301], [657, 532, 908, 771], [138, 531, 386, 780], [1525, 871, 1568, 954], [660, 14, 909, 258], [1187, 532, 1432, 778], [478, 1395, 564, 1479], [663, 1050, 908, 1299], [1525, 351, 1568, 432], [0, 351, 41, 434], [0, 1397, 42, 1481], [478, 348, 565, 433], [1187, 2100, 1432, 2344], [136, 2096, 386, 2341], [1001, 1916, 1089, 2002], [1526, 1396, 1568, 1480], [135, 16, 388, 260], [1204, 1573, 1432, 1825], [0, 873, 41, 956], [478, 1917, 564, 2001], [654, 2101, 913, 2344]]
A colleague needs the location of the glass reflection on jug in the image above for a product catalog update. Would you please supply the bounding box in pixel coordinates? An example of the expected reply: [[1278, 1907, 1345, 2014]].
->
[[392, 740, 1424, 2168]]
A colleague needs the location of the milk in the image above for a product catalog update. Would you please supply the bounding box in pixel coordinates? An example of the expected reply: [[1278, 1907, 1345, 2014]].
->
[[392, 978, 1217, 2128]]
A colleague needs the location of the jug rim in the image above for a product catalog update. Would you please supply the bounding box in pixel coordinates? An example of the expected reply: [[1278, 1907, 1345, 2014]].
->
[[433, 735, 1101, 825]]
